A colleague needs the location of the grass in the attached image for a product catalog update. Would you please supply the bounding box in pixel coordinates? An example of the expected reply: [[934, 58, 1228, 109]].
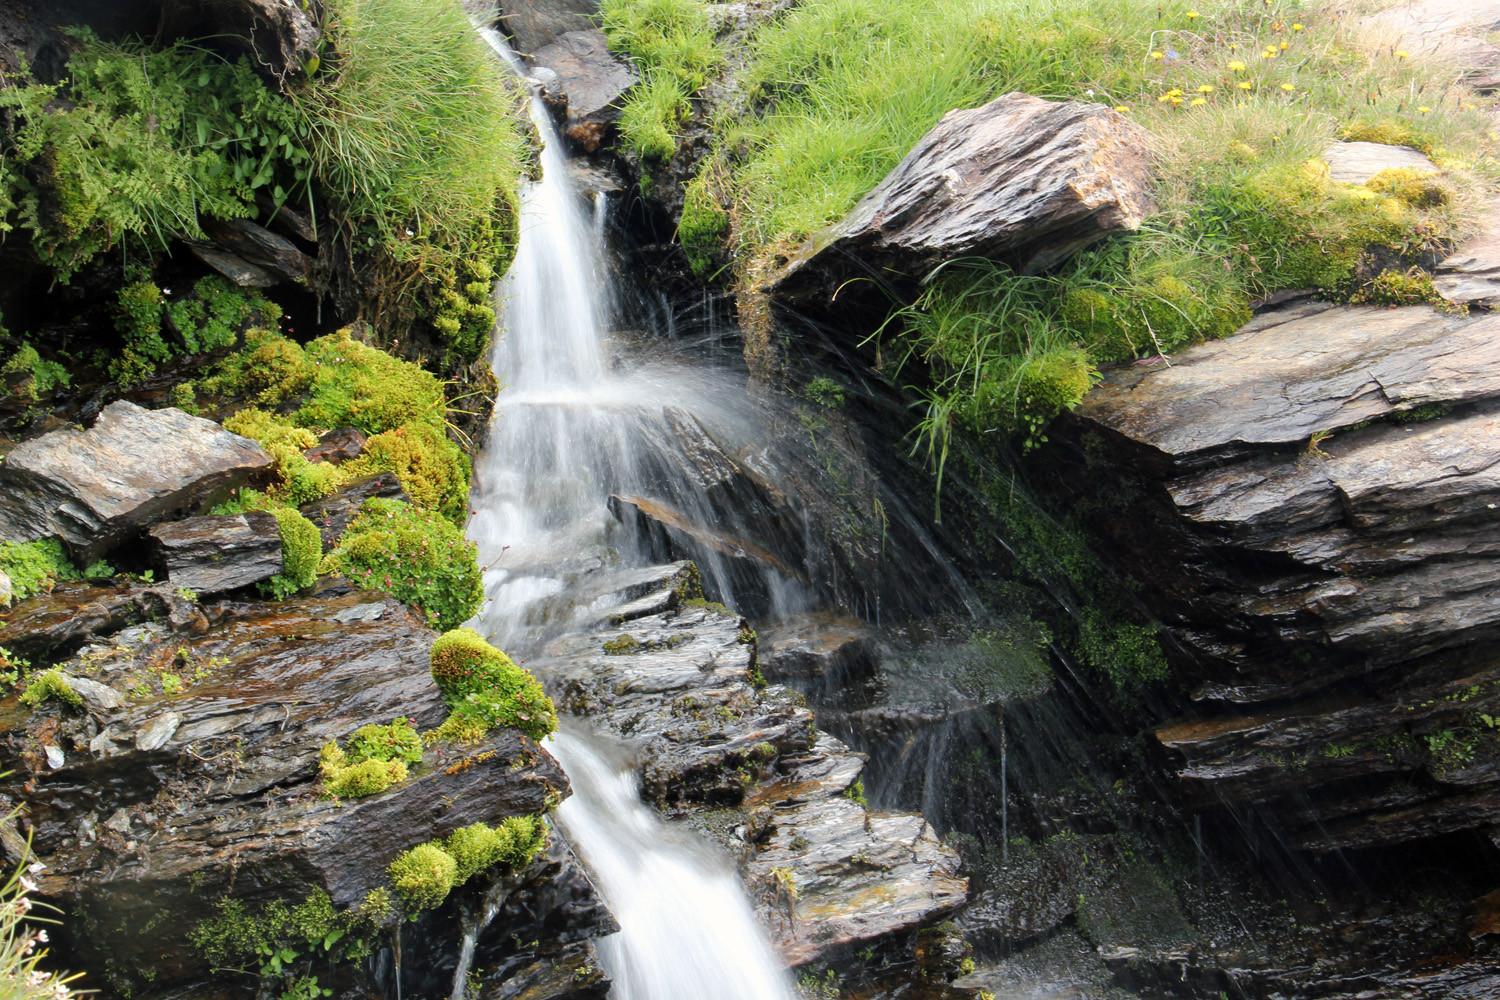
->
[[601, 0, 720, 160], [628, 0, 1498, 446], [298, 0, 527, 266]]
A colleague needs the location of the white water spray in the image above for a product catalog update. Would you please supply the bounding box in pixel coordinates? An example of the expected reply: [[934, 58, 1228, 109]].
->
[[470, 28, 798, 998]]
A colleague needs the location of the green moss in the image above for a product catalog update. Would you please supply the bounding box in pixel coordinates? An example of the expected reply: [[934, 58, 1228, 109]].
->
[[387, 842, 457, 910], [262, 506, 321, 600], [681, 597, 730, 615], [803, 377, 846, 409], [198, 328, 315, 406], [603, 634, 641, 655], [190, 890, 373, 983], [671, 563, 704, 602], [1366, 167, 1451, 208], [295, 330, 447, 436], [1076, 610, 1169, 693], [320, 748, 407, 798], [344, 422, 472, 524], [19, 668, 82, 710], [165, 276, 284, 354], [0, 539, 79, 602], [347, 717, 424, 765], [1352, 267, 1443, 307], [321, 499, 482, 631], [679, 171, 730, 276], [427, 628, 557, 742]]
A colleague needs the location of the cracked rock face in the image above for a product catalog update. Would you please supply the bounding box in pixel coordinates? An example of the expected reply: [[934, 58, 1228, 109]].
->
[[1039, 301, 1500, 853]]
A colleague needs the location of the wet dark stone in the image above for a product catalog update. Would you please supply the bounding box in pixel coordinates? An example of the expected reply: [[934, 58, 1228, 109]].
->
[[201, 217, 313, 284], [498, 0, 600, 53], [150, 511, 284, 593], [186, 242, 280, 286], [0, 401, 273, 563], [304, 426, 368, 465], [0, 580, 205, 662], [531, 28, 635, 130]]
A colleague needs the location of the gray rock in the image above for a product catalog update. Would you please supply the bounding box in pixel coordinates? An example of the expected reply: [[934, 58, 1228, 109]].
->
[[103, 807, 132, 834], [299, 472, 408, 551], [43, 745, 64, 770], [1358, 0, 1500, 91], [0, 582, 204, 663], [760, 615, 874, 682], [134, 712, 181, 751], [150, 512, 284, 593], [0, 401, 273, 564], [767, 92, 1155, 302], [201, 217, 312, 284], [1436, 195, 1500, 308], [532, 29, 636, 121], [186, 243, 280, 287], [64, 675, 127, 713], [1322, 141, 1439, 185], [499, 0, 600, 53]]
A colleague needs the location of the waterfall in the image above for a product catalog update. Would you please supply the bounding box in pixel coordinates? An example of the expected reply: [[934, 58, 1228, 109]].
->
[[469, 28, 798, 999]]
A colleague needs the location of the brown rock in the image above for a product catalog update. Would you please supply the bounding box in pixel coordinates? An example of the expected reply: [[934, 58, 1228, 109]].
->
[[767, 92, 1155, 302], [303, 426, 367, 465]]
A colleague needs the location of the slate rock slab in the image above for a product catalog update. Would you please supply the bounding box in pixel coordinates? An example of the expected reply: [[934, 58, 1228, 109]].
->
[[767, 92, 1155, 302], [150, 511, 284, 593], [532, 29, 636, 122], [1322, 141, 1439, 185], [0, 402, 272, 563]]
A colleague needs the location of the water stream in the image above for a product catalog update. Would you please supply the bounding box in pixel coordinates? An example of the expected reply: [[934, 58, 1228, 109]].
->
[[469, 28, 799, 998]]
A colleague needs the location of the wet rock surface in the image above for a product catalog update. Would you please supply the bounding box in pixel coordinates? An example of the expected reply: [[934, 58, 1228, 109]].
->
[[0, 580, 206, 662], [539, 563, 968, 970], [149, 511, 284, 593], [299, 472, 409, 550], [767, 93, 1155, 303], [0, 401, 272, 563], [1, 590, 581, 997], [1042, 300, 1500, 854], [530, 29, 635, 151]]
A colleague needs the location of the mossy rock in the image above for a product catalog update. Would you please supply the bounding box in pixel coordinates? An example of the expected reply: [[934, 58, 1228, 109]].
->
[[427, 628, 558, 742]]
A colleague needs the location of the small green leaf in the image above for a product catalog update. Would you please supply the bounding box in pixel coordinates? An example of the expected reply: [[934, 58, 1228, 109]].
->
[[198, 69, 210, 87]]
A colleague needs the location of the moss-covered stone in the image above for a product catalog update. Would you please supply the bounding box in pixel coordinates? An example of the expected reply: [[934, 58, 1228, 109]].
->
[[295, 330, 447, 436], [19, 668, 82, 710], [262, 506, 321, 600], [0, 539, 79, 603], [427, 628, 558, 742], [344, 421, 472, 524], [387, 842, 457, 909]]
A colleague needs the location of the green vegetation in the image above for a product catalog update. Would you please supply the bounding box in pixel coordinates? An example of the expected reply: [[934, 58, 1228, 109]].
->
[[263, 506, 322, 600], [679, 172, 731, 276], [321, 499, 482, 630], [601, 0, 720, 161], [386, 815, 548, 911], [320, 717, 423, 798], [427, 628, 558, 743], [0, 539, 79, 602], [1, 811, 81, 1000], [1, 343, 69, 405], [190, 890, 377, 999], [293, 331, 447, 435], [19, 668, 82, 710]]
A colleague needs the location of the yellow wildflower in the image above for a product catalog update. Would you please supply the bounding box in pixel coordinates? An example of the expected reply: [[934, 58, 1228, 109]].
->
[[1352, 188, 1376, 200], [1462, 103, 1477, 111], [1190, 97, 1207, 106], [1237, 80, 1254, 90], [1115, 105, 1130, 112], [1395, 50, 1409, 59], [1185, 9, 1200, 17], [1170, 96, 1184, 106], [1262, 49, 1278, 59], [1418, 105, 1430, 113], [1281, 83, 1295, 91], [1151, 50, 1165, 60], [1197, 84, 1216, 93], [1166, 88, 1182, 97], [1280, 40, 1288, 50], [1293, 22, 1303, 31], [1229, 60, 1246, 71]]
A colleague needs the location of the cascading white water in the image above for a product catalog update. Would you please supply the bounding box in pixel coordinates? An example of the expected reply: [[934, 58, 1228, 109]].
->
[[549, 732, 799, 1000], [469, 28, 798, 999]]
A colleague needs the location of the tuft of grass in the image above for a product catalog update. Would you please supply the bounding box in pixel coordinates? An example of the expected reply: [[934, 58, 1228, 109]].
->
[[602, 0, 720, 160]]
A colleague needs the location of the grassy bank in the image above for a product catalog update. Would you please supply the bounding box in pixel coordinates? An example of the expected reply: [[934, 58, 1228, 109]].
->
[[611, 0, 1496, 443]]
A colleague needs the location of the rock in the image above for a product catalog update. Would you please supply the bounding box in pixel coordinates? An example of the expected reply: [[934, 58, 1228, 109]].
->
[[1322, 141, 1439, 185], [1359, 0, 1500, 92], [2, 591, 572, 996], [499, 0, 600, 53], [759, 615, 875, 683], [103, 807, 132, 834], [0, 401, 273, 564], [64, 674, 127, 713], [544, 572, 968, 969], [162, 0, 322, 82], [149, 511, 285, 593], [200, 217, 312, 284], [43, 744, 64, 770], [299, 472, 408, 550], [133, 711, 181, 751], [185, 242, 280, 286], [0, 581, 203, 662], [1039, 301, 1500, 853], [1437, 195, 1500, 309], [767, 93, 1155, 303], [303, 426, 367, 465], [530, 30, 636, 149], [0, 568, 9, 607]]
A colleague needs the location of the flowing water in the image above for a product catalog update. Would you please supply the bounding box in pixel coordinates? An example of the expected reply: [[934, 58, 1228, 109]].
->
[[469, 28, 799, 999]]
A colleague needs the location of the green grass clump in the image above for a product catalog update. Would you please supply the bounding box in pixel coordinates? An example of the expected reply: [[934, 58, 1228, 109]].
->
[[679, 172, 730, 275], [0, 539, 79, 603], [602, 0, 720, 161], [262, 506, 322, 600], [427, 628, 557, 743], [321, 499, 483, 631], [319, 717, 423, 798], [295, 0, 525, 270], [386, 816, 547, 911], [20, 668, 82, 710]]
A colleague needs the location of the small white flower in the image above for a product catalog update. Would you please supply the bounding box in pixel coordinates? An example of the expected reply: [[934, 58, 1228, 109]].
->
[[20, 875, 37, 893]]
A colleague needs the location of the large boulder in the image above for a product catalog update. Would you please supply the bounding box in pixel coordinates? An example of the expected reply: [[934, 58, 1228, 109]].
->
[[499, 0, 600, 53], [766, 92, 1155, 303], [0, 402, 272, 564], [1036, 302, 1500, 853]]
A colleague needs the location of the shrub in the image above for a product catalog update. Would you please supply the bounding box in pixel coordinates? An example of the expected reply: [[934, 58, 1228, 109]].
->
[[344, 422, 471, 524], [0, 539, 79, 602], [0, 811, 82, 1000], [20, 668, 82, 710], [262, 506, 321, 600], [2, 343, 69, 403], [428, 628, 557, 742], [165, 276, 283, 355], [387, 842, 457, 910], [346, 717, 424, 766], [321, 499, 483, 631]]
